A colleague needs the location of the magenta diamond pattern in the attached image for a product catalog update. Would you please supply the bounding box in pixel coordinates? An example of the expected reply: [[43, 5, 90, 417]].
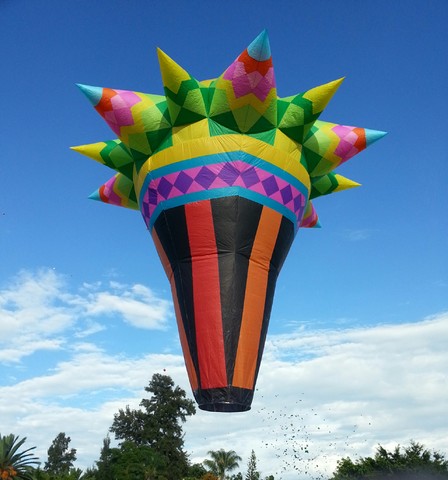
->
[[141, 160, 306, 228]]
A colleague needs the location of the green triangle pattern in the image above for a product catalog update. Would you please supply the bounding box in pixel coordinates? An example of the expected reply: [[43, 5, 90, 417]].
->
[[164, 77, 207, 126], [278, 94, 319, 142], [98, 140, 134, 180], [310, 173, 339, 199]]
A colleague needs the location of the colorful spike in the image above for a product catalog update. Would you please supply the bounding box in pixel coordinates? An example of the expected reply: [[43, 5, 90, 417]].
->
[[310, 173, 360, 199], [76, 84, 171, 164], [300, 201, 320, 228], [209, 30, 277, 133], [157, 49, 207, 126], [303, 120, 387, 177], [73, 31, 386, 412], [71, 140, 134, 179], [90, 173, 138, 210], [277, 78, 343, 143]]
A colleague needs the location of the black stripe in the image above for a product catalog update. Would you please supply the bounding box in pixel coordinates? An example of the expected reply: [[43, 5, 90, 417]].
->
[[253, 213, 295, 387], [210, 196, 263, 385], [153, 206, 200, 383]]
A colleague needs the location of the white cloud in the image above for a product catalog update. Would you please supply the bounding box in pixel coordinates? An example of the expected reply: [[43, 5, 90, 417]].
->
[[1, 307, 447, 479], [84, 282, 171, 330], [341, 228, 373, 241], [0, 269, 73, 362], [74, 321, 106, 338], [0, 269, 173, 363]]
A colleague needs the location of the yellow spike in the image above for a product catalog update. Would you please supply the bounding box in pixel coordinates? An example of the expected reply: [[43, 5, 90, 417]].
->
[[157, 48, 191, 94], [303, 77, 345, 115], [333, 174, 361, 192], [70, 143, 105, 164]]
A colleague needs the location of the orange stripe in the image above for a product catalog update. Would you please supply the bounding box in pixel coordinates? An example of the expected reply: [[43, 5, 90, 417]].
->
[[185, 201, 227, 389], [151, 229, 172, 280], [152, 230, 198, 390], [233, 207, 282, 389]]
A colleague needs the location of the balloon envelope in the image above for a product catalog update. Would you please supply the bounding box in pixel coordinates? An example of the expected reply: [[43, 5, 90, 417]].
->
[[72, 30, 386, 412]]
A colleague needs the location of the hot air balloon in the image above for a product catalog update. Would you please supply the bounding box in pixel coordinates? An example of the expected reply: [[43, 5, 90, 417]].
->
[[72, 31, 386, 412]]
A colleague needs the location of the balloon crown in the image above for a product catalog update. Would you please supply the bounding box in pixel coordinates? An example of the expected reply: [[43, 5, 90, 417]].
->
[[72, 29, 386, 229]]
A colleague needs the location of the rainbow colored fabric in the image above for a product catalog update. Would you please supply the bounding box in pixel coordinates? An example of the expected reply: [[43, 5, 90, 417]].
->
[[73, 31, 386, 412]]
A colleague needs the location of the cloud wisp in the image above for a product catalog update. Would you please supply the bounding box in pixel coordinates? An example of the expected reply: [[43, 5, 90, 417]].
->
[[341, 228, 374, 242]]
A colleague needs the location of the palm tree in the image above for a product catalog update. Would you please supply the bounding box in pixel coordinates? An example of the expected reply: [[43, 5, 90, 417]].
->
[[0, 434, 39, 480], [203, 449, 242, 480]]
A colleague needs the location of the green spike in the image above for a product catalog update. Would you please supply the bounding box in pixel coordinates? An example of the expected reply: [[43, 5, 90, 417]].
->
[[71, 141, 135, 180], [157, 49, 207, 126], [310, 173, 360, 199], [278, 78, 344, 143]]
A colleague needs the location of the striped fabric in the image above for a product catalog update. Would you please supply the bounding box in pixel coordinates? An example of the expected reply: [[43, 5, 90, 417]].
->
[[152, 196, 294, 411]]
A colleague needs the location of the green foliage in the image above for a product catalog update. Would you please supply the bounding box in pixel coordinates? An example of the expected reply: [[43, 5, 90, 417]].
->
[[108, 440, 166, 479], [245, 451, 260, 480], [229, 474, 243, 480], [184, 462, 207, 479], [110, 373, 196, 480], [203, 449, 242, 480], [93, 436, 112, 480], [330, 441, 448, 479], [0, 433, 39, 480], [44, 433, 77, 477], [79, 467, 97, 480], [202, 474, 219, 480], [36, 467, 85, 480]]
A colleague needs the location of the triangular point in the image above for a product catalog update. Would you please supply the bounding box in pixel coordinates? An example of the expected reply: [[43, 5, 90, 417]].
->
[[76, 84, 103, 107], [365, 129, 388, 146], [88, 189, 101, 201], [247, 29, 271, 61]]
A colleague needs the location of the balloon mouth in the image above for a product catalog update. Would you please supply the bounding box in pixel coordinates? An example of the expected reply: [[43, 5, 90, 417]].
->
[[194, 385, 254, 413], [198, 402, 251, 413]]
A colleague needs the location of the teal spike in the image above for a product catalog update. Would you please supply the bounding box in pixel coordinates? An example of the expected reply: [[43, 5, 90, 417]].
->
[[88, 189, 101, 201], [247, 30, 271, 61], [76, 84, 103, 106], [365, 129, 388, 146]]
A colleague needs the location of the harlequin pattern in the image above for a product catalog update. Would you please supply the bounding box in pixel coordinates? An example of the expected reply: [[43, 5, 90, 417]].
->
[[141, 160, 306, 230]]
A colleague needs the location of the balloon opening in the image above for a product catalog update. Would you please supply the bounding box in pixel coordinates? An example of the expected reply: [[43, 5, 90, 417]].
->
[[198, 402, 251, 413], [194, 385, 254, 413]]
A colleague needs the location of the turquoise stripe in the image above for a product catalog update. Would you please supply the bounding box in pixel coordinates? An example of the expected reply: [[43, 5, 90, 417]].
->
[[148, 187, 299, 233], [139, 150, 308, 206]]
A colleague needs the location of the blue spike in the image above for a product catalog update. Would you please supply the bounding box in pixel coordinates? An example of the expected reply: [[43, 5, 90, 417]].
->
[[365, 129, 388, 146], [247, 29, 271, 61], [76, 84, 103, 107], [88, 189, 101, 201]]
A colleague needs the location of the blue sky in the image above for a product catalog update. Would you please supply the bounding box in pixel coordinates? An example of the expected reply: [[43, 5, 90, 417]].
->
[[1, 1, 447, 478]]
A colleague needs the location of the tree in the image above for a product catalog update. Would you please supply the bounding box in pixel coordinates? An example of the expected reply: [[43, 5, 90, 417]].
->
[[202, 474, 219, 480], [229, 474, 243, 480], [109, 440, 166, 480], [203, 449, 242, 480], [94, 436, 113, 480], [80, 468, 97, 480], [85, 437, 167, 480], [245, 451, 260, 480], [110, 373, 196, 480], [44, 432, 77, 477], [0, 434, 39, 480], [184, 462, 207, 479], [330, 441, 448, 479]]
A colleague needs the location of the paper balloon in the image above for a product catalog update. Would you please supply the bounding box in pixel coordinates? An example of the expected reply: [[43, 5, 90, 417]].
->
[[72, 30, 386, 412]]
